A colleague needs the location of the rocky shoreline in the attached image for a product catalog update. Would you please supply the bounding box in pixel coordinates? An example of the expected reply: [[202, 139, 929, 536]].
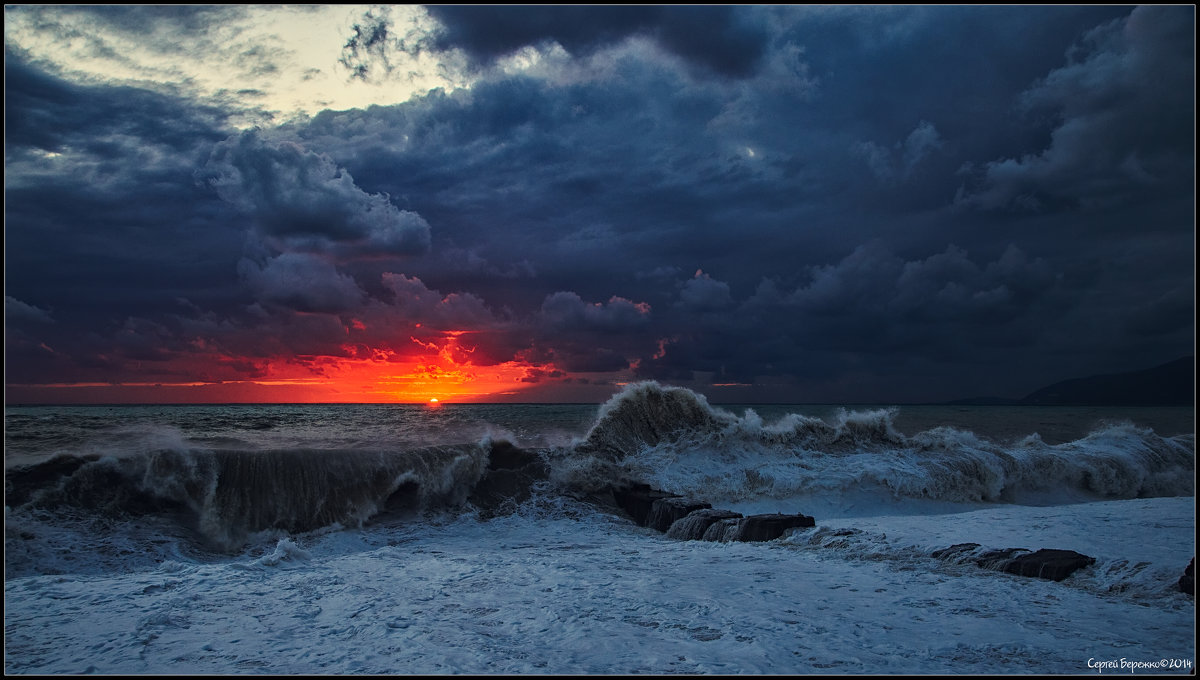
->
[[466, 441, 1195, 595]]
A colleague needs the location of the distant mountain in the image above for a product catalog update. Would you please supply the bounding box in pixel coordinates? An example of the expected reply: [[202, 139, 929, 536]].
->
[[1019, 357, 1194, 406]]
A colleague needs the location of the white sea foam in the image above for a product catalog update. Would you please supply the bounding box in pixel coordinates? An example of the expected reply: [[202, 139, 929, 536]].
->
[[4, 496, 1194, 675], [556, 382, 1194, 515]]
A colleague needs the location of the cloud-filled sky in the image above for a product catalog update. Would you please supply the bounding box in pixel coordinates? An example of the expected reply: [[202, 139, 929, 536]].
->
[[4, 5, 1195, 403]]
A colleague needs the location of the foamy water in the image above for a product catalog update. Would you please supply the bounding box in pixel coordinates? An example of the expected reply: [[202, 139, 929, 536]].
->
[[4, 384, 1196, 674]]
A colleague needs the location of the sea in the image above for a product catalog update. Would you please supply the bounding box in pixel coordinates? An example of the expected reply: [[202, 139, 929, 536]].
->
[[3, 382, 1196, 675]]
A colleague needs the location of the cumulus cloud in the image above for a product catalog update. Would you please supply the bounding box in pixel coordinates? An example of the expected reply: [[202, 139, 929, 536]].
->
[[525, 291, 654, 373], [338, 5, 463, 85], [677, 270, 734, 311], [5, 296, 54, 325], [855, 120, 944, 183], [200, 130, 432, 258], [239, 252, 366, 314], [540, 291, 651, 332], [379, 272, 496, 330]]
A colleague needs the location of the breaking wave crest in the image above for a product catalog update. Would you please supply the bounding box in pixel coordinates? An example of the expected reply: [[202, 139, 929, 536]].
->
[[555, 382, 1195, 509], [5, 442, 492, 550]]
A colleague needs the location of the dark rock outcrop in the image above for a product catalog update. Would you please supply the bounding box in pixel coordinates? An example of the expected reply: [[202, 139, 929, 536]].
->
[[1002, 549, 1096, 582], [1180, 557, 1194, 595], [692, 514, 816, 543], [646, 497, 712, 533], [608, 484, 816, 544], [467, 441, 549, 518], [666, 509, 742, 540], [611, 484, 681, 527]]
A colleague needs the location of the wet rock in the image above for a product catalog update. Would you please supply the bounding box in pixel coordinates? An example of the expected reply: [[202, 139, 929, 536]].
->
[[931, 544, 1097, 582], [608, 483, 815, 542], [666, 509, 742, 540], [646, 497, 712, 533], [701, 517, 741, 542], [1179, 557, 1194, 595], [611, 484, 680, 527], [1001, 549, 1096, 582], [731, 513, 816, 542]]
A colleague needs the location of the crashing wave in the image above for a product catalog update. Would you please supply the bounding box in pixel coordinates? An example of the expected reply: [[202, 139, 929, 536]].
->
[[4, 442, 493, 550], [554, 382, 1195, 507]]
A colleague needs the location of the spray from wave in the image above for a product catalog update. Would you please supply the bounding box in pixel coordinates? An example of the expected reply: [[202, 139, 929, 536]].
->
[[553, 382, 1195, 510]]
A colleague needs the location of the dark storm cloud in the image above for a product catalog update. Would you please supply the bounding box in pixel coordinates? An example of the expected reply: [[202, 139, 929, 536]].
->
[[257, 5, 1193, 398], [284, 62, 823, 310], [424, 5, 769, 78], [4, 6, 1194, 402], [199, 131, 432, 259], [629, 243, 1076, 399], [3, 50, 253, 386], [4, 48, 241, 325], [784, 243, 1059, 336], [956, 5, 1195, 212], [4, 46, 230, 156], [854, 120, 945, 184]]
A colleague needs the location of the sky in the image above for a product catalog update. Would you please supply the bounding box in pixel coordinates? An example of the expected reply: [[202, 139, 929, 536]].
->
[[3, 5, 1195, 404]]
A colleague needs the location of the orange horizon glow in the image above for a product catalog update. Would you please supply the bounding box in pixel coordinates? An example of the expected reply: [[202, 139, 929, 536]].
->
[[5, 332, 566, 404]]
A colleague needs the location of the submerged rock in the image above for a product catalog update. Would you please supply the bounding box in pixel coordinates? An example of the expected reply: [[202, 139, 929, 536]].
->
[[1179, 557, 1194, 595], [932, 543, 1097, 582], [731, 513, 816, 542], [1001, 549, 1096, 582], [931, 543, 982, 560]]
